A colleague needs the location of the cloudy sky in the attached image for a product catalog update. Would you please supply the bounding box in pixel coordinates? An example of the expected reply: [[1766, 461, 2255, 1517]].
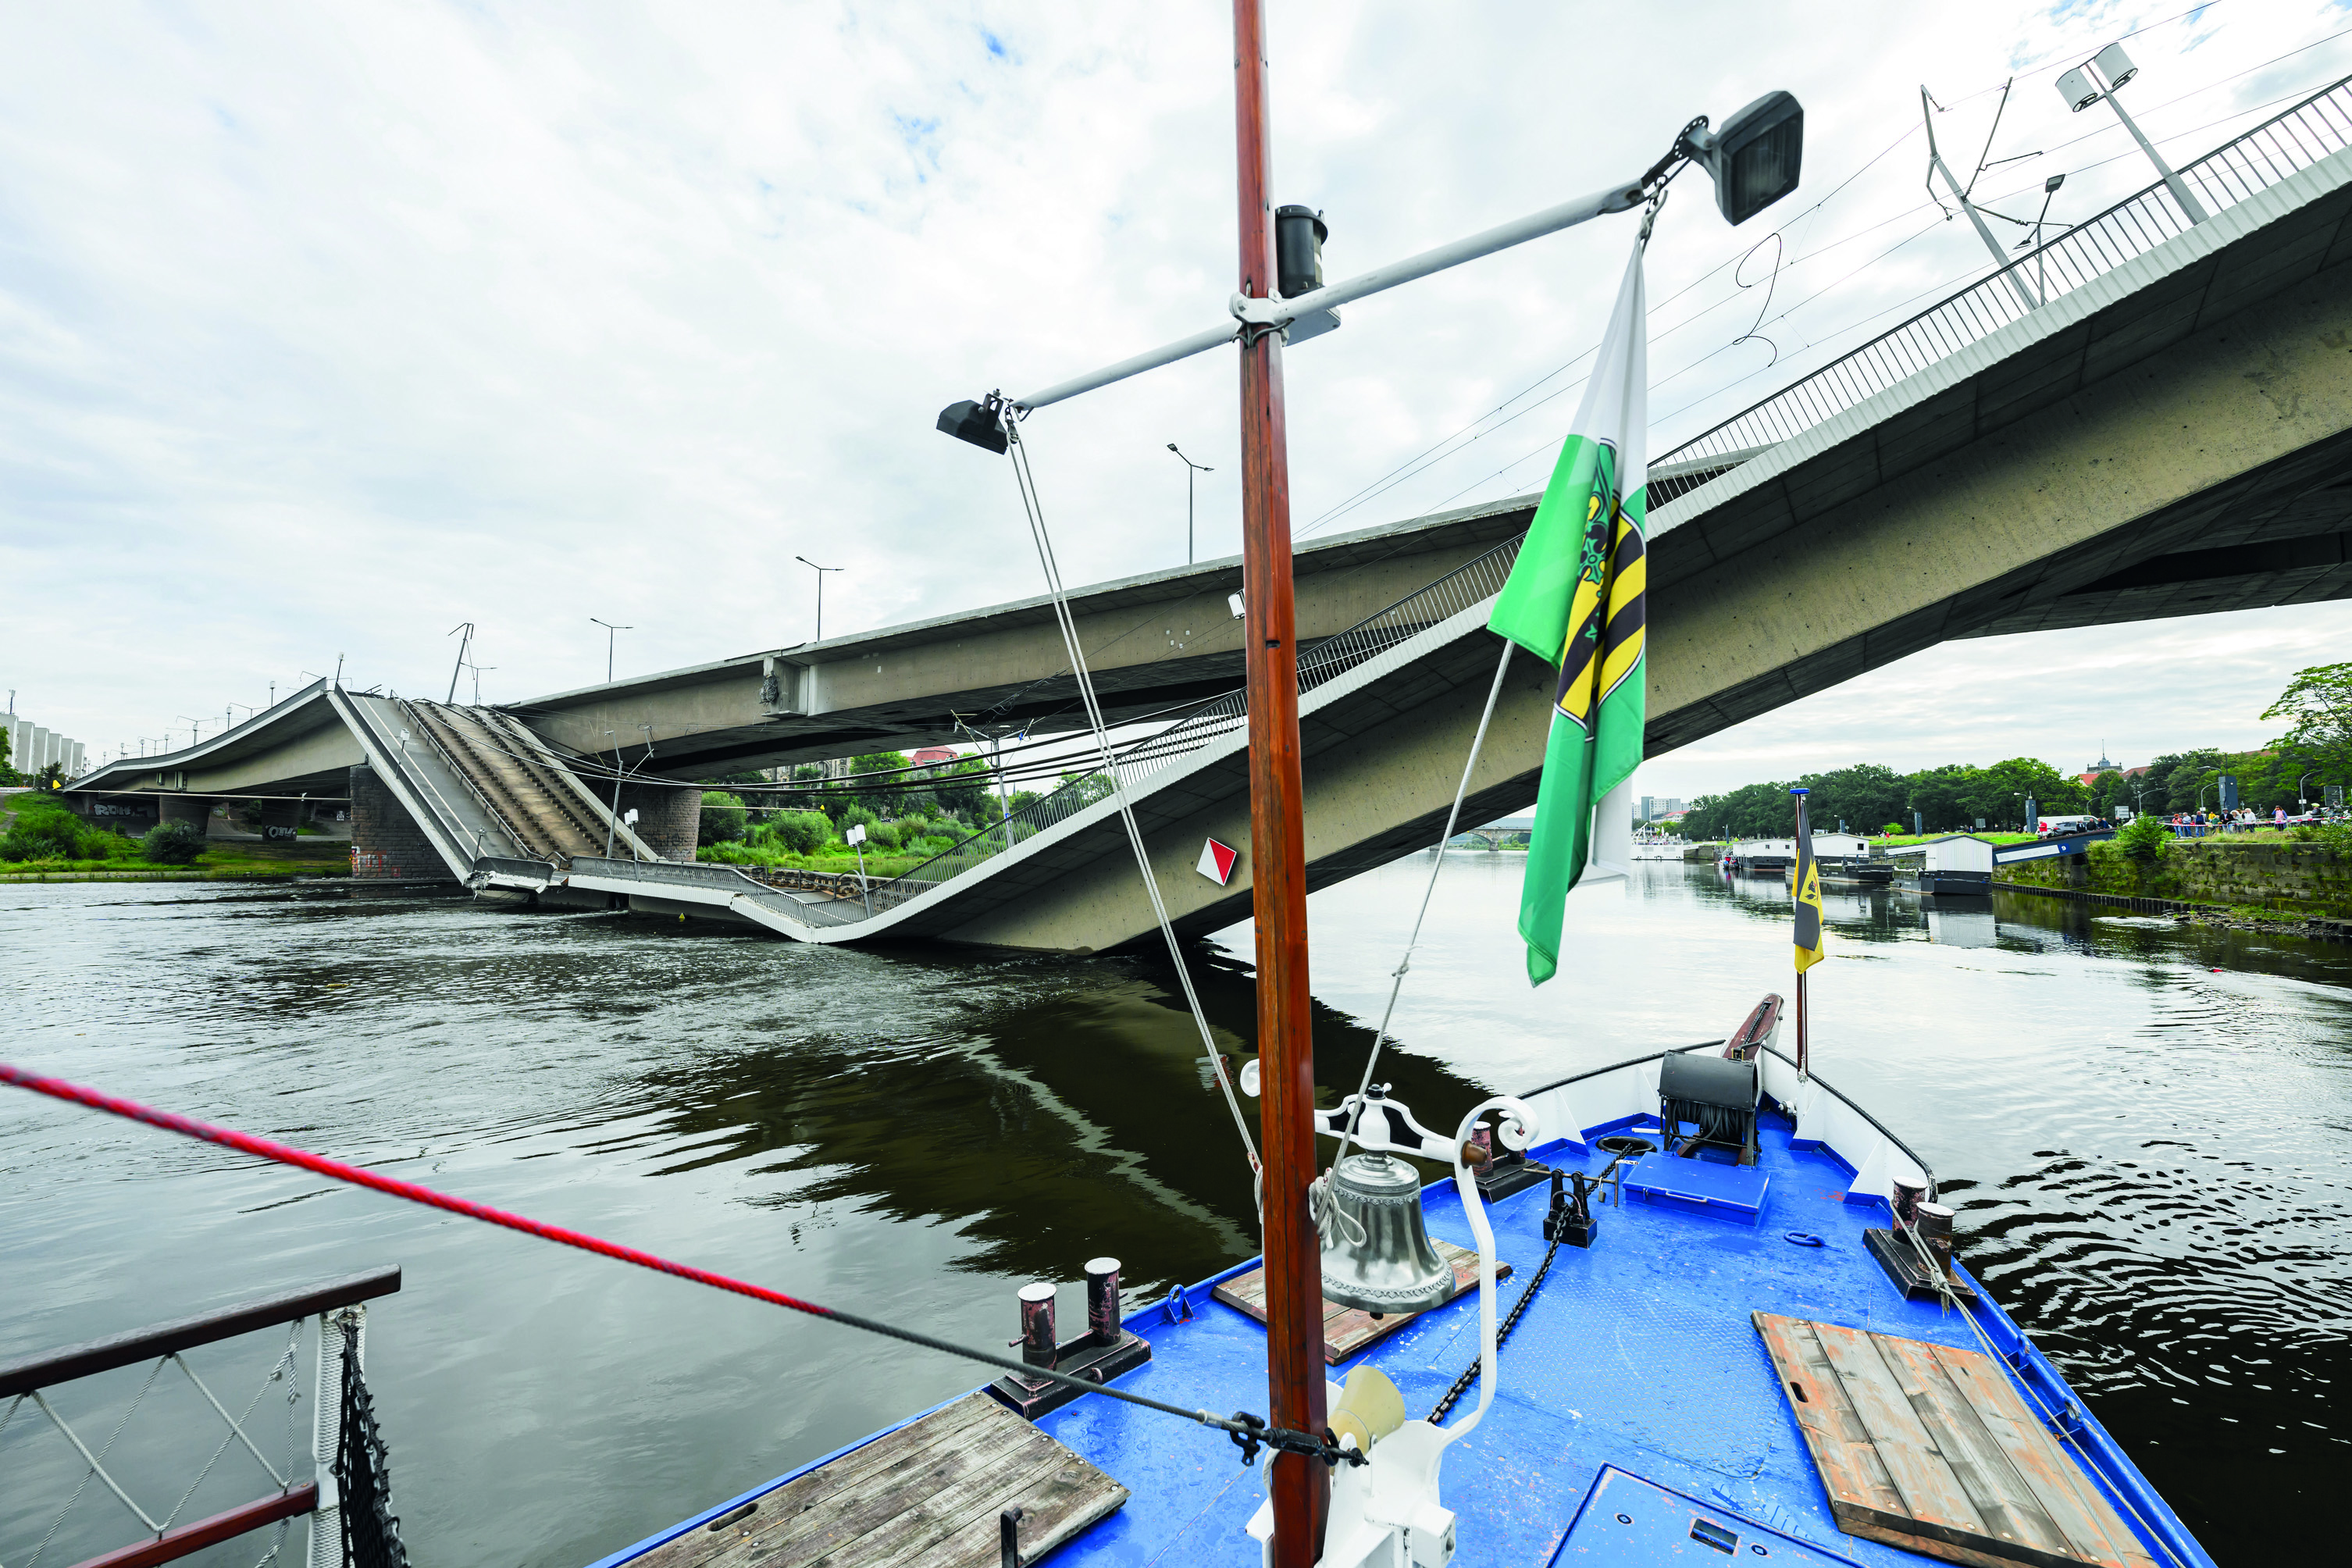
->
[[2, 0, 2345, 794]]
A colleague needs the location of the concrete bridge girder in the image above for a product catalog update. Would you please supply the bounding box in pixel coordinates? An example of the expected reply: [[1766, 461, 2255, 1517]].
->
[[509, 504, 1534, 775], [1642, 149, 2352, 753]]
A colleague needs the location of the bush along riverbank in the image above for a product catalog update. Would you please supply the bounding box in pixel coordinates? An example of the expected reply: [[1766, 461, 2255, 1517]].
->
[[1994, 825, 2352, 932]]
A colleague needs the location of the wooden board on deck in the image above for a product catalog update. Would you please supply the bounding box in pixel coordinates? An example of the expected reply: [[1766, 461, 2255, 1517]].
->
[[1213, 1240, 1510, 1364], [1753, 1312, 2158, 1568], [627, 1392, 1125, 1568]]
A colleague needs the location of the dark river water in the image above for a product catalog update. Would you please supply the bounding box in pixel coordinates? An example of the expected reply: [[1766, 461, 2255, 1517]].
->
[[3, 859, 2346, 1565]]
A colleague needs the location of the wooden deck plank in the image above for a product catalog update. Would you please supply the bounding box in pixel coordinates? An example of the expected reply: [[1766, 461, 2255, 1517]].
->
[[1873, 1332, 2072, 1559], [1754, 1313, 2161, 1568], [1213, 1239, 1510, 1363], [1754, 1314, 1912, 1523], [1811, 1323, 1991, 1538], [629, 1396, 1005, 1568], [629, 1393, 1124, 1568], [1927, 1347, 2159, 1568]]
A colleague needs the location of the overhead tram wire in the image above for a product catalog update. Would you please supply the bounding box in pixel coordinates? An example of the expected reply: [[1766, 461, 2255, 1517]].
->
[[1295, 114, 1931, 540], [1299, 14, 2325, 536], [1429, 60, 2352, 518], [0, 1063, 1351, 1473]]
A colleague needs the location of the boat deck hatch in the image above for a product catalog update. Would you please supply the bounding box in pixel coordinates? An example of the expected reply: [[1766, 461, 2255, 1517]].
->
[[1619, 1150, 1771, 1221], [1752, 1313, 2158, 1567], [1549, 1466, 1862, 1564]]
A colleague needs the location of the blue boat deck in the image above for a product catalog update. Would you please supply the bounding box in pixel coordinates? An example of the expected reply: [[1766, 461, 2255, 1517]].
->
[[1029, 1115, 2165, 1566], [599, 1092, 2197, 1568]]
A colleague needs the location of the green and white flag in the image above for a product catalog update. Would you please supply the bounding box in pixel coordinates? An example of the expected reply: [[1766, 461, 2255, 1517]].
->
[[1486, 241, 1648, 986]]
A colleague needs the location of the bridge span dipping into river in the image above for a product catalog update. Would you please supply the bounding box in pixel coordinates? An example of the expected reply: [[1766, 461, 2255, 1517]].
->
[[59, 82, 2352, 951]]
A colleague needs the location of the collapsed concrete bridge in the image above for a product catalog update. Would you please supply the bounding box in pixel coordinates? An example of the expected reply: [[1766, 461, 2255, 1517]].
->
[[62, 88, 2352, 950]]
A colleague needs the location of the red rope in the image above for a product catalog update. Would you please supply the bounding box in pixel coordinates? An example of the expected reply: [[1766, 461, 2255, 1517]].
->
[[0, 1060, 1342, 1458], [0, 1061, 836, 1322]]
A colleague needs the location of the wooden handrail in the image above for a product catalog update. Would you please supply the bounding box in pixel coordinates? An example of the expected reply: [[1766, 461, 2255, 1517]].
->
[[0, 1267, 399, 1398]]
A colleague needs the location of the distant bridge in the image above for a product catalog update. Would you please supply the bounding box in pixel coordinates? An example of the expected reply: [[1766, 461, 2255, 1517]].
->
[[64, 82, 2352, 950]]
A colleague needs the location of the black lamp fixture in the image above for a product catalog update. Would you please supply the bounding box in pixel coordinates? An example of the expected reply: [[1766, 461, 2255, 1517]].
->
[[1677, 91, 1805, 226], [1274, 205, 1327, 298], [936, 397, 1009, 453]]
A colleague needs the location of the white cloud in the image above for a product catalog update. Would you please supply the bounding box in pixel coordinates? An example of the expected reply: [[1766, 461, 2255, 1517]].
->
[[0, 1, 2343, 767]]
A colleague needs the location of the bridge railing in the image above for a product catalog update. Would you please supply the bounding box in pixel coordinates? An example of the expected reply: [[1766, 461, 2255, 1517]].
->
[[1648, 74, 2352, 503], [857, 529, 1530, 917]]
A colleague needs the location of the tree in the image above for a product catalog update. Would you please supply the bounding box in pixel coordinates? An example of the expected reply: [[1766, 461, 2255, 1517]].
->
[[699, 791, 748, 844], [140, 820, 207, 865], [1902, 764, 1980, 832], [931, 757, 998, 821], [2263, 663, 2352, 796], [1798, 764, 1906, 836]]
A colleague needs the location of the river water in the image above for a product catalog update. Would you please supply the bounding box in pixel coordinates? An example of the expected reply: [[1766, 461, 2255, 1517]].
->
[[2, 859, 2345, 1565]]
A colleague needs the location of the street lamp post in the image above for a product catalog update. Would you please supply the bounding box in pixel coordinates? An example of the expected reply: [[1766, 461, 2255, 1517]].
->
[[1167, 444, 1214, 565], [590, 618, 633, 685], [796, 557, 843, 643], [2056, 43, 2211, 223]]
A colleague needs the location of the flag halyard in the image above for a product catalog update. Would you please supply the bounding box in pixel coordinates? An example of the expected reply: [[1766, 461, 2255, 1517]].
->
[[1487, 241, 1650, 986]]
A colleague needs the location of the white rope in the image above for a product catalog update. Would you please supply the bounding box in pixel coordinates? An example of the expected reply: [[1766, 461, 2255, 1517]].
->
[[157, 1322, 302, 1531], [28, 1360, 167, 1562], [1002, 418, 1261, 1177], [1318, 640, 1515, 1221]]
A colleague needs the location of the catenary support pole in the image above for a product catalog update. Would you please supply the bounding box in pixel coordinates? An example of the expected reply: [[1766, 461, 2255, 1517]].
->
[[1232, 1, 1326, 1559]]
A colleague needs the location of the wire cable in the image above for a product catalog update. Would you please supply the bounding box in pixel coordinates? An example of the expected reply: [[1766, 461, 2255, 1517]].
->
[[1000, 419, 1263, 1181]]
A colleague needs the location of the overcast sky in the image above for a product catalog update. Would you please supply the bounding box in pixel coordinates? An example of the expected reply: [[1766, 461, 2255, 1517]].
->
[[2, 1, 2345, 793]]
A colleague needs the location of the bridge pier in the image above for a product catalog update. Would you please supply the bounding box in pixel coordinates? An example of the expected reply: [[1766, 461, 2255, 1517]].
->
[[156, 796, 209, 836], [611, 782, 701, 862], [348, 764, 451, 881]]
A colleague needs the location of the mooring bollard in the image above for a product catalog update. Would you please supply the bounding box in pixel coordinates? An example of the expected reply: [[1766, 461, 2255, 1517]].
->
[[1017, 1282, 1057, 1369], [1084, 1257, 1121, 1347]]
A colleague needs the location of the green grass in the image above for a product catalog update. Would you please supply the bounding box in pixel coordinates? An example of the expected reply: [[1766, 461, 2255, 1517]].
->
[[1869, 831, 2038, 847], [0, 839, 351, 880]]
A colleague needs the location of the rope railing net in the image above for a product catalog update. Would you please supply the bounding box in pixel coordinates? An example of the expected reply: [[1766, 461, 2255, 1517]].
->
[[1, 1320, 319, 1568]]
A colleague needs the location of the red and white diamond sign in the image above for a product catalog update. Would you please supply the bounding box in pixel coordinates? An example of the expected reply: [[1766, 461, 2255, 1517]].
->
[[1196, 836, 1238, 886]]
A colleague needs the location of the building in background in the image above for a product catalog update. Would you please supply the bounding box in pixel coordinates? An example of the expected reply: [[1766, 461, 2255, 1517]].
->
[[1638, 795, 1686, 821], [4, 708, 84, 779]]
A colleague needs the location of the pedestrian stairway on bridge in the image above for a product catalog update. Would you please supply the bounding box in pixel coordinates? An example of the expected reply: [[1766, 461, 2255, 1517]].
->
[[403, 701, 616, 864]]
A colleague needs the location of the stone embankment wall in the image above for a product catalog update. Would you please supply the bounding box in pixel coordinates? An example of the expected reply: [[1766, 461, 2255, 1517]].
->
[[1995, 837, 2350, 918]]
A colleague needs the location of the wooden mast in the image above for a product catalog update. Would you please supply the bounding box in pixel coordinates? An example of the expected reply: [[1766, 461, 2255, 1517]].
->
[[1232, 0, 1328, 1560]]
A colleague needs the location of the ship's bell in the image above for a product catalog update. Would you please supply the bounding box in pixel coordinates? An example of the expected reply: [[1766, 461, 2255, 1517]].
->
[[1318, 1152, 1455, 1317]]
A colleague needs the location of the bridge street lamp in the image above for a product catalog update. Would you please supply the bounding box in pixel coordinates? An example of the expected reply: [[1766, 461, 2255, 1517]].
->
[[2057, 43, 2211, 224], [590, 618, 633, 685], [1167, 444, 1214, 565], [796, 557, 843, 643]]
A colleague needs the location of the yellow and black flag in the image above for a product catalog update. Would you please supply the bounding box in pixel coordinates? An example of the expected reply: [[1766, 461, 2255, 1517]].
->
[[1791, 786, 1826, 973]]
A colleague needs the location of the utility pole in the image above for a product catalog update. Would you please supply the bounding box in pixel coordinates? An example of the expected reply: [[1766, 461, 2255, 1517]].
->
[[1167, 444, 1213, 565], [447, 622, 475, 704], [796, 557, 843, 643], [1233, 0, 1327, 1555], [590, 619, 631, 685], [1922, 85, 2038, 311]]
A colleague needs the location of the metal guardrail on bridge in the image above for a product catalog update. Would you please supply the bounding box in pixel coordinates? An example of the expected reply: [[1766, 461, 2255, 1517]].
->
[[1648, 74, 2352, 504]]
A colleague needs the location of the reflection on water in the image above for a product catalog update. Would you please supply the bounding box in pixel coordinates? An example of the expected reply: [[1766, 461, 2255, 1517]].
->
[[3, 861, 2347, 1564]]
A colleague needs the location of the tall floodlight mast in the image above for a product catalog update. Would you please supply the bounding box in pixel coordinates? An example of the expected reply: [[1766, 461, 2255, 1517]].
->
[[935, 23, 1803, 1559]]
